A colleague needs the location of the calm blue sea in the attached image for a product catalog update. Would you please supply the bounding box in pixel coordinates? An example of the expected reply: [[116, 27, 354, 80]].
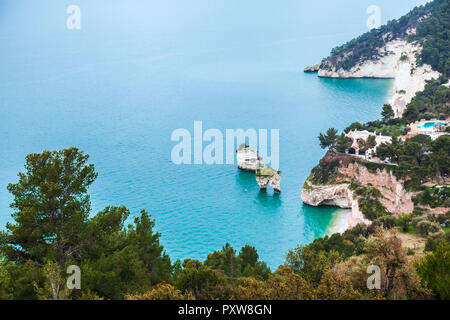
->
[[0, 0, 428, 268]]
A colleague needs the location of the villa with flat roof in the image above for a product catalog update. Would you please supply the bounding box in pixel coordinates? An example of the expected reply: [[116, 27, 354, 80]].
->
[[345, 130, 392, 159]]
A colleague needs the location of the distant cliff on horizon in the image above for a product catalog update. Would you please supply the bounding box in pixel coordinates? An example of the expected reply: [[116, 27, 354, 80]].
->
[[311, 0, 449, 118]]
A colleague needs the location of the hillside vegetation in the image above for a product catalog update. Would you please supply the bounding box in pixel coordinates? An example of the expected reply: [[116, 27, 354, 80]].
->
[[1, 0, 449, 301], [1, 148, 449, 300], [322, 0, 449, 78]]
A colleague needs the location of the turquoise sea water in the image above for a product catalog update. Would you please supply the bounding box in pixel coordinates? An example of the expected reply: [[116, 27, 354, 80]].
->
[[0, 0, 426, 268]]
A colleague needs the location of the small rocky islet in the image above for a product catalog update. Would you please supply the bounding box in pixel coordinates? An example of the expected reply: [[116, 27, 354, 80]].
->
[[236, 144, 281, 193]]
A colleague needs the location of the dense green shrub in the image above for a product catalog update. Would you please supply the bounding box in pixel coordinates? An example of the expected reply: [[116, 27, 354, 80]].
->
[[358, 198, 390, 221], [396, 214, 413, 232], [417, 220, 441, 236], [409, 0, 450, 76], [413, 187, 450, 208], [373, 215, 397, 229], [403, 78, 450, 122], [425, 232, 450, 252]]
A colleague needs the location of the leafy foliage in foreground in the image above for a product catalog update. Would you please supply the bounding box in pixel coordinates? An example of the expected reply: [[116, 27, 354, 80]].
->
[[416, 243, 450, 299], [0, 148, 172, 300], [0, 148, 448, 300]]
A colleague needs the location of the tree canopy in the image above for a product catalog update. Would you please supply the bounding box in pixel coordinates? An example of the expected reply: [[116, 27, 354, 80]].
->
[[319, 128, 339, 151]]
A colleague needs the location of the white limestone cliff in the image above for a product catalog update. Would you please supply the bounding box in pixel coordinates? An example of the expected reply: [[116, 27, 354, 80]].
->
[[301, 181, 371, 228], [256, 167, 281, 193], [301, 183, 352, 208], [236, 144, 264, 172], [319, 39, 440, 117], [304, 64, 320, 73]]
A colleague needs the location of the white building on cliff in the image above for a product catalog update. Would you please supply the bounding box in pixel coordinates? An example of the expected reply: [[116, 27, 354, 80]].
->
[[345, 130, 392, 159]]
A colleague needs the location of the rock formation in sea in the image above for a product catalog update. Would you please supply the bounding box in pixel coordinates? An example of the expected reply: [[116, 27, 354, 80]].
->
[[303, 64, 320, 73], [236, 144, 265, 172], [256, 167, 281, 193]]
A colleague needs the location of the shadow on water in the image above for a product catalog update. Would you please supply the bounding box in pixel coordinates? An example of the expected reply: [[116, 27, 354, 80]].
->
[[235, 169, 257, 190], [235, 169, 282, 208], [318, 77, 393, 94], [256, 190, 282, 208]]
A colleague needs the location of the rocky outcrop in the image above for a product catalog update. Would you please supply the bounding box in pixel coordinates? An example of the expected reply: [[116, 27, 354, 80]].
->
[[235, 146, 281, 193], [256, 167, 281, 193], [304, 5, 448, 233], [303, 150, 448, 228], [318, 39, 440, 117], [269, 170, 281, 193], [302, 183, 352, 208], [236, 144, 264, 172], [350, 163, 415, 215], [304, 64, 320, 73], [302, 152, 417, 216], [302, 179, 371, 228], [256, 176, 270, 190]]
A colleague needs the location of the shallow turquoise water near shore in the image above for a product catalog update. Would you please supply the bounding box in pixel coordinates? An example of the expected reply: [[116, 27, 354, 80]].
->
[[0, 0, 415, 268]]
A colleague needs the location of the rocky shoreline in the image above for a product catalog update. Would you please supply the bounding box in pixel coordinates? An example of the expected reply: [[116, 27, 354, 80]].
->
[[303, 64, 320, 73], [302, 148, 448, 233], [317, 38, 440, 117], [301, 152, 406, 232]]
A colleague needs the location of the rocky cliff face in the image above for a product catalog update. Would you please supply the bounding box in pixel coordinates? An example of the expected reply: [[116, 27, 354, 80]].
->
[[304, 64, 320, 73], [301, 152, 409, 218], [302, 152, 446, 226], [268, 171, 281, 193], [302, 182, 352, 208], [350, 163, 415, 214], [318, 38, 440, 117]]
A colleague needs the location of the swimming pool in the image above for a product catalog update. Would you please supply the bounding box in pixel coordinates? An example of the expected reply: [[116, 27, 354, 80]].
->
[[418, 122, 445, 129]]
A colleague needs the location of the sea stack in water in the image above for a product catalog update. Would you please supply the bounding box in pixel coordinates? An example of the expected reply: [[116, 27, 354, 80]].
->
[[256, 167, 281, 193], [236, 144, 264, 172], [303, 63, 320, 73]]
